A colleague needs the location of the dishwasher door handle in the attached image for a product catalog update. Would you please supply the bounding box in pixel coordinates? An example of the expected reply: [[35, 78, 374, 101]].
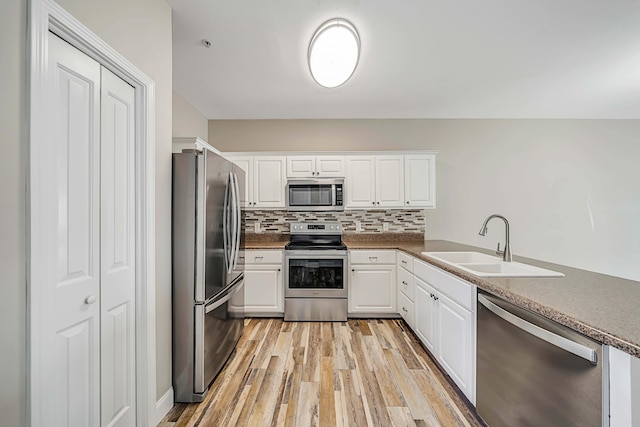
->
[[478, 294, 597, 364]]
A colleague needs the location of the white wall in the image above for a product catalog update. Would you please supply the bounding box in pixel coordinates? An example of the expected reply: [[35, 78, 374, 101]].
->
[[173, 91, 209, 141], [0, 0, 27, 425], [209, 119, 640, 281], [51, 0, 174, 401]]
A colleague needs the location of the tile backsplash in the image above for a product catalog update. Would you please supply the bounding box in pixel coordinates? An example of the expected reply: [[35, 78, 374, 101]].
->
[[245, 210, 425, 234]]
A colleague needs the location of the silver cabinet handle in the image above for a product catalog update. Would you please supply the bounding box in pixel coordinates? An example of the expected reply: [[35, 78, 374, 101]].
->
[[402, 281, 408, 285], [433, 296, 439, 301], [277, 268, 281, 271], [369, 256, 378, 261], [406, 201, 410, 204], [254, 256, 263, 261], [372, 202, 375, 205], [402, 307, 408, 313], [376, 201, 380, 205], [401, 260, 407, 264], [85, 295, 96, 304], [478, 294, 597, 364]]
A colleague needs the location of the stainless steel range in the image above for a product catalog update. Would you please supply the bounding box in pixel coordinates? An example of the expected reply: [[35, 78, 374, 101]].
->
[[284, 222, 348, 321]]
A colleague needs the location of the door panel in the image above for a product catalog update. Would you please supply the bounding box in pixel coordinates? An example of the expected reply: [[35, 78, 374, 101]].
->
[[346, 156, 375, 207], [47, 32, 101, 427], [101, 67, 136, 427], [414, 280, 437, 353], [376, 156, 404, 207], [56, 320, 96, 427]]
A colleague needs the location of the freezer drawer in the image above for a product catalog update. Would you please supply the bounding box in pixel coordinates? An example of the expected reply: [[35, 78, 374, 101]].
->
[[477, 292, 606, 427]]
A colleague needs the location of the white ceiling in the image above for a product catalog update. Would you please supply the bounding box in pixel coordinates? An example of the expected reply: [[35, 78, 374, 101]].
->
[[168, 0, 640, 119]]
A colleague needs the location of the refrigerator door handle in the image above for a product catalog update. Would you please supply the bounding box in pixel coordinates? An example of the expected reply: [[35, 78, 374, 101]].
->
[[478, 294, 597, 364], [223, 172, 233, 272], [194, 303, 205, 393], [205, 278, 244, 313], [231, 172, 242, 270]]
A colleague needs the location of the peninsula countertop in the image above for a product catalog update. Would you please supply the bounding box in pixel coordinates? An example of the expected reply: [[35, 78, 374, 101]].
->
[[244, 233, 640, 357]]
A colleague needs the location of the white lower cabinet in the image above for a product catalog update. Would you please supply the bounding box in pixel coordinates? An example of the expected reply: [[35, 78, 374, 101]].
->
[[412, 256, 476, 404], [244, 250, 284, 316], [349, 250, 397, 315], [436, 292, 474, 399]]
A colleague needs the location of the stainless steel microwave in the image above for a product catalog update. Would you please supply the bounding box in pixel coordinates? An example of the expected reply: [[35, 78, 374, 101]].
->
[[286, 178, 344, 211]]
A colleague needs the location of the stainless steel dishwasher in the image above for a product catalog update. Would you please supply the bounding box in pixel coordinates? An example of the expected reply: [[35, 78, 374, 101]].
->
[[477, 291, 608, 427]]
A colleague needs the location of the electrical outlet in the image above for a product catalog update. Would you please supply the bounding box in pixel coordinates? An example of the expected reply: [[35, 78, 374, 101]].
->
[[383, 223, 389, 231], [254, 222, 261, 233], [355, 221, 362, 232]]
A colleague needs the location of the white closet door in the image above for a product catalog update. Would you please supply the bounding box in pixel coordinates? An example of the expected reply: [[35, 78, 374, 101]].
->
[[44, 32, 101, 427], [100, 67, 136, 427]]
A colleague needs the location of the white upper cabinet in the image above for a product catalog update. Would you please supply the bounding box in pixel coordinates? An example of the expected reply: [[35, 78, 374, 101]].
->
[[346, 155, 404, 208], [226, 151, 436, 210], [226, 155, 286, 208], [376, 156, 404, 207], [345, 156, 376, 207], [287, 155, 345, 178], [404, 154, 436, 208], [253, 157, 286, 207]]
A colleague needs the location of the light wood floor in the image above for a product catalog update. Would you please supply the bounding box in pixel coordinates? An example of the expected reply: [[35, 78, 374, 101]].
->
[[160, 318, 483, 427]]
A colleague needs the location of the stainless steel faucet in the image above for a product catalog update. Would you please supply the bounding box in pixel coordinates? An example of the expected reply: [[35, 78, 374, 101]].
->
[[478, 214, 512, 262]]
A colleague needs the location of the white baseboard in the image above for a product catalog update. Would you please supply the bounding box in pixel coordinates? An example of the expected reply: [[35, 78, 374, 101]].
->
[[155, 387, 174, 425]]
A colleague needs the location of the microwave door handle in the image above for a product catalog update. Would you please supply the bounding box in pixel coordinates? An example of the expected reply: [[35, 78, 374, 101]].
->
[[331, 184, 336, 206]]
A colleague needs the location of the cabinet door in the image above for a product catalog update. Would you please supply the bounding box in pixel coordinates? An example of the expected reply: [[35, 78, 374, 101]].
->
[[346, 156, 376, 208], [376, 155, 404, 207], [244, 265, 283, 314], [349, 264, 396, 313], [253, 156, 285, 208], [414, 278, 437, 353], [437, 293, 474, 402], [316, 155, 345, 177], [227, 156, 252, 208], [286, 155, 315, 178], [404, 154, 436, 208]]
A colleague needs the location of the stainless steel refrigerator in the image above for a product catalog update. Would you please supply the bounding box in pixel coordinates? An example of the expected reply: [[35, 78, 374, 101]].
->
[[172, 148, 245, 403]]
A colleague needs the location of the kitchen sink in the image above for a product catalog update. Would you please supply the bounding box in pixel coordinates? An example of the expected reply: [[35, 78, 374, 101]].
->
[[421, 251, 565, 278]]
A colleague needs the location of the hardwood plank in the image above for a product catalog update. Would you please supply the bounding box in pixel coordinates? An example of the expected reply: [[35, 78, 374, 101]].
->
[[387, 406, 418, 427], [363, 334, 406, 407], [296, 381, 320, 427], [358, 319, 373, 336], [284, 364, 303, 427], [321, 322, 334, 357], [251, 318, 283, 369], [412, 369, 464, 427], [302, 322, 322, 382], [384, 348, 441, 425], [247, 355, 286, 426], [234, 369, 266, 426], [319, 356, 337, 427], [385, 320, 424, 369], [339, 369, 368, 427], [351, 329, 393, 426]]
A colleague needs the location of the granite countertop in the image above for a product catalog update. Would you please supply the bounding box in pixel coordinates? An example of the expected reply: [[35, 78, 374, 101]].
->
[[245, 233, 640, 357]]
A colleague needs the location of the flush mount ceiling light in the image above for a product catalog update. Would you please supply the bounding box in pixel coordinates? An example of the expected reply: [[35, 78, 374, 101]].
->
[[308, 18, 360, 88]]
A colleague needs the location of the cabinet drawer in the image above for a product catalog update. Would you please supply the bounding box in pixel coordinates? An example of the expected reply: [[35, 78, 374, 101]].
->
[[397, 252, 414, 272], [245, 250, 283, 264], [397, 291, 415, 329], [397, 267, 415, 302], [350, 250, 396, 265], [414, 259, 473, 310]]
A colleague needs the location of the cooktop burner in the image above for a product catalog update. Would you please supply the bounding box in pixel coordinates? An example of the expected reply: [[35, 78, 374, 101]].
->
[[285, 222, 346, 251]]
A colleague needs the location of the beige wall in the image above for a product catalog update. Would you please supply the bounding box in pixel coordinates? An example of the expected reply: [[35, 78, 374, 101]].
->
[[173, 91, 209, 141], [0, 0, 27, 425], [210, 119, 640, 281], [50, 0, 173, 402]]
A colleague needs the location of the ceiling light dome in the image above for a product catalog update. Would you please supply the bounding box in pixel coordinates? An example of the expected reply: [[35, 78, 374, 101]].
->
[[308, 18, 360, 88]]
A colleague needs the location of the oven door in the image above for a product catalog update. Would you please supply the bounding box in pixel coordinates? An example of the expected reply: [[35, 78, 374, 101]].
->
[[285, 250, 348, 298]]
